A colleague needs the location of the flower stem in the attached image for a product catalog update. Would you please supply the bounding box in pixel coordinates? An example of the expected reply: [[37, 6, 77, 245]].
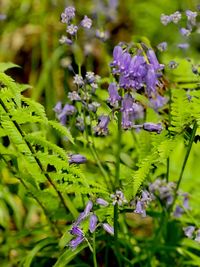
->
[[93, 231, 98, 267], [171, 120, 197, 210]]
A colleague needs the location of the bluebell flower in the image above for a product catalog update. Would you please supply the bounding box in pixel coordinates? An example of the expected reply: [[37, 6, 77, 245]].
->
[[69, 236, 84, 250], [59, 35, 73, 45], [61, 6, 76, 24], [160, 14, 172, 25], [70, 225, 84, 236], [73, 74, 84, 86], [89, 214, 98, 233], [150, 95, 168, 110], [81, 15, 92, 29], [186, 10, 197, 26], [111, 190, 127, 206], [68, 91, 81, 101], [108, 83, 121, 107], [143, 122, 162, 134], [102, 223, 114, 235], [67, 24, 78, 35], [69, 154, 87, 164], [96, 198, 109, 206], [173, 205, 184, 218], [94, 115, 110, 135], [147, 50, 164, 71], [84, 200, 93, 216], [180, 28, 191, 36], [171, 11, 182, 24], [177, 43, 189, 50], [134, 200, 146, 217], [157, 42, 168, 52], [183, 226, 195, 238]]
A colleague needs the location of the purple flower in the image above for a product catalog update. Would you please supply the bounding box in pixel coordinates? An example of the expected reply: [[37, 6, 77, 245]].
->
[[85, 71, 95, 83], [62, 104, 76, 116], [160, 14, 172, 25], [67, 24, 78, 35], [68, 91, 81, 101], [134, 200, 146, 217], [84, 200, 93, 216], [183, 194, 190, 210], [183, 226, 195, 238], [96, 198, 109, 206], [186, 10, 197, 26], [147, 50, 164, 71], [53, 101, 62, 114], [75, 212, 86, 225], [180, 28, 191, 36], [195, 229, 200, 242], [81, 15, 92, 29], [0, 14, 7, 21], [111, 190, 127, 206], [171, 11, 182, 24], [108, 83, 121, 107], [145, 66, 158, 96], [69, 236, 84, 250], [70, 226, 83, 236], [177, 43, 189, 50], [173, 205, 184, 218], [143, 122, 162, 134], [89, 214, 98, 233], [157, 42, 168, 52], [94, 115, 110, 136], [61, 6, 75, 24], [59, 35, 73, 45], [69, 154, 87, 164], [88, 102, 100, 113], [150, 95, 168, 110], [112, 45, 123, 68], [168, 60, 179, 69], [102, 223, 114, 235], [73, 74, 84, 86]]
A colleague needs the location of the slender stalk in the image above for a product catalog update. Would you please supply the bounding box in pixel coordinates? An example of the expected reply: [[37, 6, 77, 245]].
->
[[115, 110, 122, 188], [93, 231, 98, 267], [0, 99, 71, 216], [171, 120, 197, 210]]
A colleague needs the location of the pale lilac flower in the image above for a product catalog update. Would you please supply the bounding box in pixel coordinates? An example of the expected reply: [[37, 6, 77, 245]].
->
[[69, 154, 87, 164], [150, 95, 168, 110], [59, 35, 73, 45], [177, 43, 189, 50], [81, 15, 92, 29], [160, 14, 172, 25], [53, 101, 62, 114], [186, 10, 197, 26], [183, 226, 195, 238], [195, 229, 200, 242], [61, 6, 75, 24], [102, 223, 114, 235], [143, 122, 162, 133], [70, 226, 84, 236], [67, 24, 78, 35], [68, 91, 81, 101], [180, 28, 191, 36], [147, 50, 164, 71], [171, 11, 182, 24], [111, 190, 127, 206], [94, 115, 110, 136], [84, 200, 93, 216], [73, 74, 84, 86], [0, 14, 7, 21], [108, 83, 121, 107], [96, 198, 109, 206], [173, 205, 184, 218], [168, 60, 179, 69], [157, 42, 168, 52], [134, 200, 146, 217], [89, 214, 98, 233], [85, 71, 95, 83], [69, 236, 84, 250], [183, 194, 190, 210], [88, 102, 100, 112]]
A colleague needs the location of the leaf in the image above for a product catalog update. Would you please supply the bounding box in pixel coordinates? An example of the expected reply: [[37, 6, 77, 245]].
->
[[53, 244, 88, 267], [48, 120, 74, 144], [0, 62, 20, 72], [23, 238, 57, 267]]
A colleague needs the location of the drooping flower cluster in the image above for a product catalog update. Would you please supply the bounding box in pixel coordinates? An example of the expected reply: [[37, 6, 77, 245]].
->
[[108, 44, 166, 130], [68, 198, 114, 249], [148, 178, 191, 217], [60, 6, 92, 45], [132, 190, 154, 217]]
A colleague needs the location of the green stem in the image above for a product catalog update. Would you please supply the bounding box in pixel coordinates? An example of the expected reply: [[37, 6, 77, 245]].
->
[[114, 203, 121, 266], [171, 120, 197, 210], [93, 231, 98, 267], [115, 109, 122, 188]]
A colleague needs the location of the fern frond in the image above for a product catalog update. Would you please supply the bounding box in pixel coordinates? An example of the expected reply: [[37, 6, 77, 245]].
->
[[48, 120, 74, 144]]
